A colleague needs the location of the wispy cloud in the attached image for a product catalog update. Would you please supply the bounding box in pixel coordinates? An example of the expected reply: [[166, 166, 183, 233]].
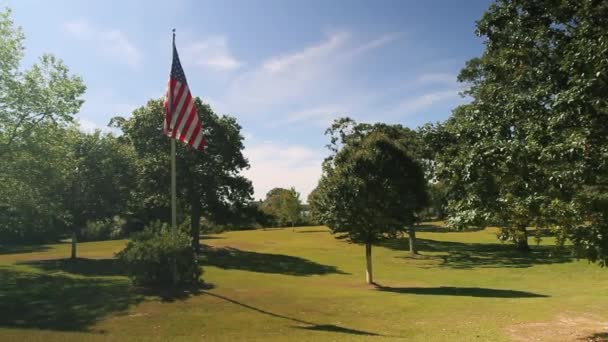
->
[[389, 89, 462, 118], [216, 31, 403, 116], [346, 32, 404, 57], [63, 19, 142, 68], [181, 36, 242, 71], [278, 104, 347, 127], [243, 142, 324, 200]]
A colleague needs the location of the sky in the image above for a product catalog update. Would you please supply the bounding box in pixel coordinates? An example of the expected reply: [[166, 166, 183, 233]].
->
[[5, 0, 492, 200]]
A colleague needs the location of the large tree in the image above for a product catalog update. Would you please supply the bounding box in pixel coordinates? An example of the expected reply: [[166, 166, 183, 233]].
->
[[64, 131, 136, 259], [0, 8, 86, 244], [311, 122, 428, 284], [115, 98, 252, 251], [0, 8, 85, 157], [436, 0, 608, 259], [324, 118, 428, 254]]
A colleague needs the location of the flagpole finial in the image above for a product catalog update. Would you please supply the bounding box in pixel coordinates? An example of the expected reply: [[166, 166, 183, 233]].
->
[[172, 28, 176, 43]]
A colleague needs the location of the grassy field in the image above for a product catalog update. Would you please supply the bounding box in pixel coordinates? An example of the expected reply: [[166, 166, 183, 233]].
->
[[1, 223, 607, 341]]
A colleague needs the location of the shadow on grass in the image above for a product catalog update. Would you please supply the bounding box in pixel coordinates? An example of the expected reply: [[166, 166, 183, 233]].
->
[[21, 258, 215, 303], [20, 258, 125, 277], [200, 246, 348, 276], [296, 229, 329, 234], [138, 282, 214, 303], [0, 266, 143, 332], [381, 238, 573, 269], [581, 332, 608, 341], [0, 244, 50, 255], [374, 285, 549, 298], [200, 235, 225, 240], [202, 291, 381, 337]]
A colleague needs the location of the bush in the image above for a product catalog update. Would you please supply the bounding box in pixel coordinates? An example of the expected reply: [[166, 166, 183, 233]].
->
[[117, 221, 202, 287], [80, 216, 125, 242]]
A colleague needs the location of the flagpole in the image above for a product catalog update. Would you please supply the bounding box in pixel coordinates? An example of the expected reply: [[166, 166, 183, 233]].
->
[[171, 29, 177, 233], [171, 138, 177, 231], [171, 29, 178, 287]]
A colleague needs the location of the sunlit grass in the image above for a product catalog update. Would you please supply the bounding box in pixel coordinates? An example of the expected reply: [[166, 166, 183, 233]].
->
[[1, 223, 607, 341]]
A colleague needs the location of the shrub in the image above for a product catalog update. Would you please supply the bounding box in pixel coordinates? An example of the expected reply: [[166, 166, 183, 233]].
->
[[80, 216, 126, 242], [117, 221, 202, 287]]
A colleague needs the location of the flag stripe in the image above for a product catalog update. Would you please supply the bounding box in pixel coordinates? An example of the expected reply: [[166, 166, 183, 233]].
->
[[176, 101, 195, 138], [163, 40, 205, 151], [172, 92, 192, 138]]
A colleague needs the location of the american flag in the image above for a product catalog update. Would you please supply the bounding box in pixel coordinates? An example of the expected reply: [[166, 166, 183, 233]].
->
[[163, 37, 205, 151]]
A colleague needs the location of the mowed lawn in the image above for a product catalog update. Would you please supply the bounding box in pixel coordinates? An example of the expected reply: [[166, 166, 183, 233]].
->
[[1, 224, 607, 341]]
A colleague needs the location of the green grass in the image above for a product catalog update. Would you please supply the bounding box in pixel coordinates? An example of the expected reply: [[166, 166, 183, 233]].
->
[[1, 223, 607, 341]]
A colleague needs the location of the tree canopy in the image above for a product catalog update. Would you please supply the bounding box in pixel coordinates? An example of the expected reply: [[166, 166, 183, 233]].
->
[[260, 187, 302, 227], [114, 98, 253, 251], [311, 119, 428, 283], [433, 0, 608, 260]]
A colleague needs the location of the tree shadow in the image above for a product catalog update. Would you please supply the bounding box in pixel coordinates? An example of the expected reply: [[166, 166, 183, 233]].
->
[[581, 332, 608, 341], [202, 291, 381, 337], [0, 266, 143, 332], [20, 258, 217, 303], [380, 238, 573, 269], [296, 229, 328, 233], [294, 324, 380, 336], [200, 235, 225, 240], [415, 223, 485, 233], [374, 285, 548, 298], [137, 282, 214, 303], [20, 258, 125, 277], [199, 246, 348, 276], [0, 244, 50, 255]]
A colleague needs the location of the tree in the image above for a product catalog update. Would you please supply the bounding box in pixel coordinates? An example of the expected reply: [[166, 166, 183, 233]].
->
[[0, 8, 86, 244], [436, 0, 608, 258], [260, 187, 302, 228], [115, 98, 253, 251], [63, 131, 136, 259], [0, 8, 85, 157], [323, 118, 428, 254], [311, 122, 428, 284]]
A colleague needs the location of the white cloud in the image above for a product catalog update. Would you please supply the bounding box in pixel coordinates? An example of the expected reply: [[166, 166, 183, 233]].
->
[[347, 32, 404, 57], [216, 31, 403, 116], [243, 142, 324, 201], [181, 36, 242, 71], [262, 31, 350, 73], [278, 104, 347, 127], [63, 19, 142, 68], [391, 89, 461, 117]]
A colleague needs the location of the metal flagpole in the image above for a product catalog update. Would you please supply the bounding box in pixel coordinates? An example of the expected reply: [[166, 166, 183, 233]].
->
[[171, 29, 178, 287], [171, 139, 177, 231], [171, 29, 177, 233]]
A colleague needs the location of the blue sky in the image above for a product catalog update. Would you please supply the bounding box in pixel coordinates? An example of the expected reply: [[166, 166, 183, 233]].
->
[[5, 0, 492, 200]]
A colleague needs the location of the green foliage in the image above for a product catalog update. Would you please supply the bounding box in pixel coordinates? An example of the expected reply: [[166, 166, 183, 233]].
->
[[0, 8, 88, 244], [260, 187, 302, 227], [0, 8, 85, 157], [117, 221, 202, 287], [80, 216, 126, 242], [114, 98, 253, 249], [65, 131, 136, 231], [434, 0, 608, 260], [312, 119, 428, 244]]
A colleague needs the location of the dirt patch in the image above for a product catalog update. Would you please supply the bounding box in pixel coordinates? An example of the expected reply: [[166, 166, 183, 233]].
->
[[505, 312, 608, 341]]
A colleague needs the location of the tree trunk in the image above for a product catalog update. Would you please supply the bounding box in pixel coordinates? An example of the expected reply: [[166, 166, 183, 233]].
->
[[70, 229, 77, 259], [191, 203, 201, 253], [408, 225, 418, 255], [515, 224, 530, 252], [365, 242, 373, 284]]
